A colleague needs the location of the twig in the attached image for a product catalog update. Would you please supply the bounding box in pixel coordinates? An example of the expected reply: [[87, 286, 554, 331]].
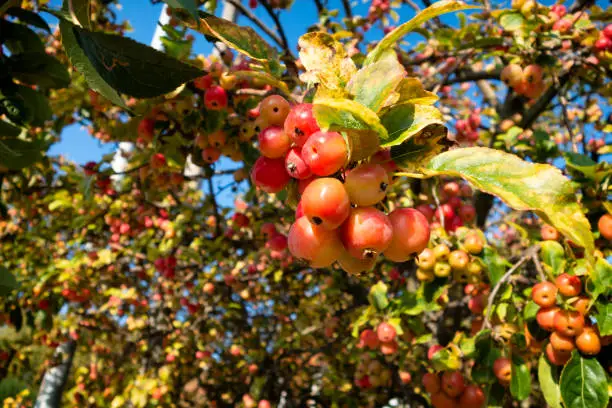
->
[[442, 69, 501, 85], [483, 246, 539, 329], [341, 0, 353, 19], [225, 0, 284, 48], [431, 181, 444, 231], [313, 0, 325, 14], [259, 0, 293, 59], [556, 77, 577, 153], [532, 253, 546, 281], [519, 69, 573, 130]]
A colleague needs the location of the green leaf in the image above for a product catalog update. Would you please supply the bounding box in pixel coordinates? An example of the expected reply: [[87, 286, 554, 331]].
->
[[298, 32, 355, 95], [347, 49, 405, 112], [364, 0, 479, 65], [7, 52, 71, 89], [499, 11, 525, 31], [395, 77, 439, 105], [63, 0, 91, 29], [482, 247, 508, 286], [0, 137, 45, 170], [368, 281, 389, 311], [485, 382, 507, 407], [0, 20, 45, 54], [431, 347, 462, 371], [380, 103, 445, 148], [560, 352, 609, 408], [538, 354, 563, 408], [313, 98, 384, 161], [71, 25, 203, 98], [589, 258, 611, 301], [540, 241, 565, 276], [0, 267, 19, 297], [471, 330, 501, 384], [6, 7, 51, 32], [0, 120, 22, 138], [59, 20, 127, 109], [164, 0, 199, 21], [510, 355, 531, 401], [390, 124, 450, 171], [424, 148, 595, 259], [595, 302, 612, 336], [564, 152, 598, 180], [199, 11, 277, 63], [351, 306, 375, 337], [15, 85, 52, 126]]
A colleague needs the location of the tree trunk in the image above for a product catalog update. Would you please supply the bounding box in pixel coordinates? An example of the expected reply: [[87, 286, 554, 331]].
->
[[34, 340, 76, 408]]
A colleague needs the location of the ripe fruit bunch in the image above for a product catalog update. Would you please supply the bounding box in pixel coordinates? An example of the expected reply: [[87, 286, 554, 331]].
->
[[357, 322, 403, 356], [594, 24, 612, 52], [250, 95, 431, 273], [354, 352, 393, 389], [453, 113, 481, 144], [500, 63, 546, 99], [532, 273, 602, 365], [422, 370, 485, 408], [415, 231, 486, 285], [416, 180, 477, 233]]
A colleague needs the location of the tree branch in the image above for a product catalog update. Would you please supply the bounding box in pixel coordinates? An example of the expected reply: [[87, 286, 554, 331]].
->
[[225, 0, 284, 49], [519, 70, 572, 130], [483, 246, 539, 329], [341, 0, 353, 19]]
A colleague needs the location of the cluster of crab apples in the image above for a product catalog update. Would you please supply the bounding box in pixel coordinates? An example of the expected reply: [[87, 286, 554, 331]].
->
[[531, 273, 602, 364], [249, 95, 431, 273], [422, 370, 485, 408]]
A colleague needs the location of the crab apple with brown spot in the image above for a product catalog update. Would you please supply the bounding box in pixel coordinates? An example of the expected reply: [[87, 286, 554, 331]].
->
[[554, 310, 585, 337], [204, 86, 228, 110], [284, 103, 320, 147], [344, 164, 389, 206], [288, 216, 342, 267], [384, 208, 430, 262], [301, 131, 348, 176], [537, 306, 560, 331], [441, 371, 465, 397], [259, 94, 290, 126], [202, 147, 221, 163], [493, 357, 511, 383], [285, 147, 312, 179], [531, 281, 558, 308], [340, 207, 393, 260], [301, 178, 350, 230]]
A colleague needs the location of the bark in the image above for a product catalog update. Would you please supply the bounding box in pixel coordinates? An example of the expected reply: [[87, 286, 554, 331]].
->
[[34, 340, 76, 408]]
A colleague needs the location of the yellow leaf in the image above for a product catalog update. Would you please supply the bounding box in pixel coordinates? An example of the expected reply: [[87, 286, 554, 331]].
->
[[424, 148, 594, 259]]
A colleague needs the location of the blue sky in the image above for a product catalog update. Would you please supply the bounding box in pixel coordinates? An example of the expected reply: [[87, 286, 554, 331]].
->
[[45, 0, 474, 164], [45, 0, 607, 174]]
